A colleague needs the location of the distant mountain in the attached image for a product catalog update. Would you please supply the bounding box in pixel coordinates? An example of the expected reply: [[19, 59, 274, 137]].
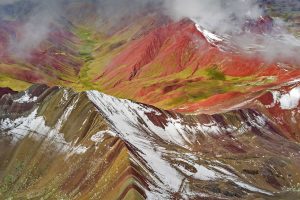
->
[[0, 1, 299, 112]]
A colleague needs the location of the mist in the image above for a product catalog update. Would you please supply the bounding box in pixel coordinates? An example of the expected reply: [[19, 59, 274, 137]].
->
[[165, 0, 263, 35], [0, 0, 164, 59], [164, 0, 300, 64], [7, 1, 63, 59], [0, 0, 23, 5], [1, 0, 300, 64]]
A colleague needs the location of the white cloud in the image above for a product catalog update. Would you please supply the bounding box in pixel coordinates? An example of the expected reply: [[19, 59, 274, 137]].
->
[[164, 0, 300, 64], [2, 0, 300, 64]]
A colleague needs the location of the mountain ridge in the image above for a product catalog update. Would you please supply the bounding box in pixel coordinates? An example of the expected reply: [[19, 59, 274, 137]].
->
[[1, 84, 300, 199]]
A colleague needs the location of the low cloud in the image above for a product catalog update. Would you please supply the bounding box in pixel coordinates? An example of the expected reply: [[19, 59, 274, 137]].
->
[[165, 0, 263, 35], [7, 1, 62, 59], [1, 0, 163, 59], [1, 0, 300, 64], [164, 0, 300, 64]]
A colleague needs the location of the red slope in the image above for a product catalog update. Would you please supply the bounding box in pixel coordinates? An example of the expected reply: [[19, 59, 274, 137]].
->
[[97, 19, 300, 85], [94, 19, 300, 112], [256, 82, 300, 142], [0, 20, 83, 81]]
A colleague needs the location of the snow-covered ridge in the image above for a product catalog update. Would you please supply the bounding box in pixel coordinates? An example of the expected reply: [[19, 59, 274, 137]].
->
[[86, 90, 272, 198], [86, 90, 270, 141], [195, 23, 223, 43], [194, 22, 228, 51], [86, 90, 186, 198], [86, 90, 194, 147], [87, 90, 237, 146], [0, 88, 275, 198]]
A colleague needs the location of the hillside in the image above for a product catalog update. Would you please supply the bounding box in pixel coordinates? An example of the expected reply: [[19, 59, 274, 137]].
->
[[1, 84, 300, 199], [0, 1, 299, 112]]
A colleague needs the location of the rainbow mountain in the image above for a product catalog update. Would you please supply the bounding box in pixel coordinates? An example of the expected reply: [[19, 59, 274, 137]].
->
[[1, 0, 300, 199]]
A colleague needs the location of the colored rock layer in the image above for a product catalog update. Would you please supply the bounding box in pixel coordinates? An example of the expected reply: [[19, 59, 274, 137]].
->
[[0, 1, 299, 112], [1, 84, 300, 199], [1, 1, 300, 199]]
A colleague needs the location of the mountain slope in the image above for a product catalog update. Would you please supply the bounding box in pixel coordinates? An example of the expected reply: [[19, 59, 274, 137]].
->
[[0, 1, 299, 112], [91, 19, 300, 111], [1, 85, 300, 199]]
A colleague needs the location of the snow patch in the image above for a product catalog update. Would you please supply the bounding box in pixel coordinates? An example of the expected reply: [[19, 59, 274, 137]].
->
[[14, 91, 37, 103], [0, 106, 87, 156], [174, 156, 271, 195], [195, 23, 223, 42], [91, 130, 117, 144], [269, 87, 300, 110], [279, 87, 300, 109]]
